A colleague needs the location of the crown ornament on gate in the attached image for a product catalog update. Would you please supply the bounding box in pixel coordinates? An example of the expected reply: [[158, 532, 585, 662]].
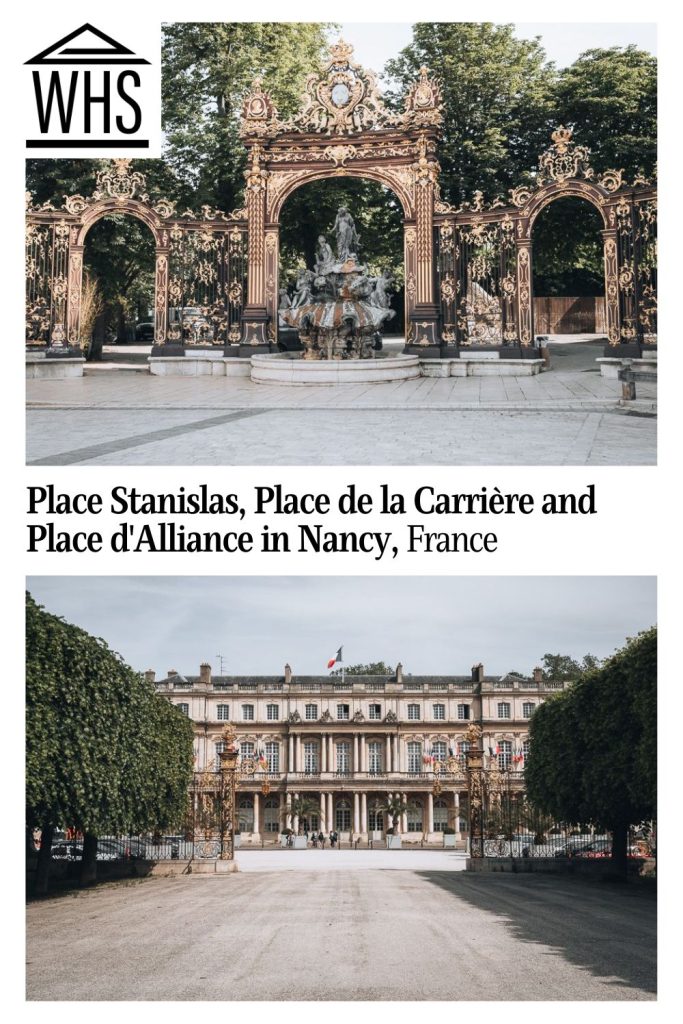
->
[[537, 125, 594, 185], [241, 40, 442, 138]]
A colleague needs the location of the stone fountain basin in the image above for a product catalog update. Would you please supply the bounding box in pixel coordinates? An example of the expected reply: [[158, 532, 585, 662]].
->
[[250, 352, 420, 385]]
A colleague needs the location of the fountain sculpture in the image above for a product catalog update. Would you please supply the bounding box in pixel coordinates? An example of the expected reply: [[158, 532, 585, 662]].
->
[[280, 207, 395, 359]]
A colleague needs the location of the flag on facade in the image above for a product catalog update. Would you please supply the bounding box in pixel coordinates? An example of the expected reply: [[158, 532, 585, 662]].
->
[[327, 646, 343, 669]]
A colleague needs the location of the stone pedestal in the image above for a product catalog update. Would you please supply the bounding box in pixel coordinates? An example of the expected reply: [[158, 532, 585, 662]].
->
[[26, 353, 84, 379]]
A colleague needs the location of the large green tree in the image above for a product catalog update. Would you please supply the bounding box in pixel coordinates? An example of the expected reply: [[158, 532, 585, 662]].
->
[[26, 593, 194, 890], [526, 628, 656, 874]]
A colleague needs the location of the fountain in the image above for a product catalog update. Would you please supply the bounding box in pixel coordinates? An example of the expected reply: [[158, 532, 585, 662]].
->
[[250, 206, 420, 385]]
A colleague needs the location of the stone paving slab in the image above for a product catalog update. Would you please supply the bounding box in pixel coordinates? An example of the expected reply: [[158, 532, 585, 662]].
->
[[26, 407, 656, 465]]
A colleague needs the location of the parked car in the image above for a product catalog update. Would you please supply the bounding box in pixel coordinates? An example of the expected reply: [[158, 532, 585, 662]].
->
[[134, 322, 155, 342]]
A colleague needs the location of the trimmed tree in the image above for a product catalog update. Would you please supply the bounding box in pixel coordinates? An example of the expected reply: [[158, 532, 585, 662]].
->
[[26, 593, 194, 890], [526, 628, 656, 875]]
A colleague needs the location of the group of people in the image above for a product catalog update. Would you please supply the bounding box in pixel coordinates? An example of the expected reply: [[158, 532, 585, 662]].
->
[[285, 830, 340, 848]]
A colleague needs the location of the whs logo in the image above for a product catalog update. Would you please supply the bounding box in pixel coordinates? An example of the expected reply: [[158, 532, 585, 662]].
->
[[24, 22, 159, 155]]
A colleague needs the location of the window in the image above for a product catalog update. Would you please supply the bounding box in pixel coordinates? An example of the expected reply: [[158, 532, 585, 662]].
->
[[457, 704, 470, 720], [368, 801, 384, 832], [337, 704, 350, 720], [407, 741, 422, 773], [303, 741, 319, 773], [432, 740, 447, 762], [266, 703, 279, 721], [497, 702, 511, 720], [242, 703, 254, 721], [265, 741, 279, 772], [263, 795, 280, 833], [238, 796, 254, 832], [522, 740, 530, 761], [216, 704, 230, 720], [522, 702, 535, 719], [336, 742, 350, 774], [368, 703, 382, 720], [176, 703, 189, 715], [433, 798, 449, 832], [407, 703, 420, 720], [407, 799, 423, 832], [498, 740, 512, 770], [240, 741, 255, 759], [458, 740, 470, 757], [214, 740, 225, 769], [335, 799, 351, 831], [305, 703, 318, 720], [368, 741, 383, 773], [433, 703, 445, 720]]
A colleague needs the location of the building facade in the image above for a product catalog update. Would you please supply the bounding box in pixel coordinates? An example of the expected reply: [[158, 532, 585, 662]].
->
[[151, 662, 568, 842]]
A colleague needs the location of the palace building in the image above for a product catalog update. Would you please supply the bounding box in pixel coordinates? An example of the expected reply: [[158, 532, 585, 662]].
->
[[151, 662, 568, 843]]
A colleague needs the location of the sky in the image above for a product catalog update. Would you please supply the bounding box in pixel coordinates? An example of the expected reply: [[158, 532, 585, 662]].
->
[[27, 576, 656, 678], [337, 23, 656, 75]]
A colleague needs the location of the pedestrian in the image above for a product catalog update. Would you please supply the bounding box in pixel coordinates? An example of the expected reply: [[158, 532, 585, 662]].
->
[[332, 829, 338, 848], [318, 830, 325, 848], [311, 832, 318, 848], [329, 830, 335, 849]]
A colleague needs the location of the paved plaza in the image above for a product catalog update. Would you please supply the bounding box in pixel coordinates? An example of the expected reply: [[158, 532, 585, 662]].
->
[[26, 343, 656, 466], [26, 854, 656, 1001]]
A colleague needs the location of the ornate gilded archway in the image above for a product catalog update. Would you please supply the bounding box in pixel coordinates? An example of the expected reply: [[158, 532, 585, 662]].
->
[[238, 39, 446, 355]]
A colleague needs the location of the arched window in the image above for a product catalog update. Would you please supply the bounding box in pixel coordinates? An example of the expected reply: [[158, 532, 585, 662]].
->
[[216, 704, 230, 720], [433, 798, 449, 832], [368, 800, 384, 832], [432, 740, 447, 762], [497, 702, 511, 719], [407, 741, 422, 773], [238, 796, 254, 832], [264, 741, 279, 772], [407, 799, 423, 832], [303, 741, 319, 773], [336, 799, 351, 831], [498, 740, 512, 770], [263, 795, 280, 833], [368, 741, 383, 773]]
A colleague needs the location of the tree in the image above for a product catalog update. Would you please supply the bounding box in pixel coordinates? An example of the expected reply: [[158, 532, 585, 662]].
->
[[526, 628, 656, 875], [330, 661, 395, 677], [385, 23, 556, 205], [382, 795, 409, 833], [26, 593, 194, 890], [283, 795, 321, 835], [552, 46, 657, 181], [540, 653, 601, 681]]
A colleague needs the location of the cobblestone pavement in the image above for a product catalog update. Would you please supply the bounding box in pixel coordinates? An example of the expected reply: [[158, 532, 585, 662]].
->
[[26, 867, 656, 1000], [26, 358, 656, 465]]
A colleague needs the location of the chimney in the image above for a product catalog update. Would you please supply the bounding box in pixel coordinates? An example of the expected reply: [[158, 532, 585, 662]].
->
[[471, 662, 484, 683], [396, 662, 403, 683], [168, 669, 177, 678], [144, 669, 155, 684], [284, 663, 292, 684], [200, 662, 212, 685], [533, 666, 543, 684]]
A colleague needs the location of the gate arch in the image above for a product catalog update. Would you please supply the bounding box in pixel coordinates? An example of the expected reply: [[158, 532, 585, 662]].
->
[[238, 40, 445, 354]]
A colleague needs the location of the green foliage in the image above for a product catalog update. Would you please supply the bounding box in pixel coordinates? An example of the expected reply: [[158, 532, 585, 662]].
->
[[161, 22, 335, 211], [382, 795, 409, 829], [532, 198, 604, 295], [330, 661, 395, 677], [540, 652, 601, 681], [26, 593, 194, 836], [526, 628, 657, 836]]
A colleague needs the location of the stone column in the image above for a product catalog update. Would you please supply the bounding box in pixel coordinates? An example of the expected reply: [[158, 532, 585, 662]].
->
[[427, 791, 434, 835], [321, 734, 327, 773], [401, 792, 408, 834], [328, 735, 334, 769], [288, 734, 294, 772], [285, 792, 292, 830], [454, 791, 460, 833], [353, 734, 359, 773], [253, 791, 260, 835], [602, 228, 621, 347], [327, 792, 334, 831], [320, 792, 326, 832], [386, 734, 392, 773], [361, 792, 367, 834], [295, 734, 301, 772], [353, 792, 360, 834], [515, 238, 533, 346], [360, 734, 366, 772]]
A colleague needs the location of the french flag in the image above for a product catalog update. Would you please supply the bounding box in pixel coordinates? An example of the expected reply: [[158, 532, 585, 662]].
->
[[327, 646, 343, 670]]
